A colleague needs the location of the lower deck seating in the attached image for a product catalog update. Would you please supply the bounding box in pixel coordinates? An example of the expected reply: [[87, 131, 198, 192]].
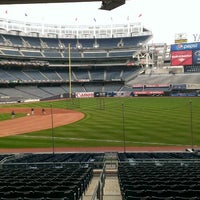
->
[[0, 165, 93, 200], [1, 152, 200, 200], [118, 161, 200, 200]]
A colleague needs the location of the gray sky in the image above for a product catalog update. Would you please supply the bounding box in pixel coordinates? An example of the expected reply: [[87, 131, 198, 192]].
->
[[0, 0, 199, 44]]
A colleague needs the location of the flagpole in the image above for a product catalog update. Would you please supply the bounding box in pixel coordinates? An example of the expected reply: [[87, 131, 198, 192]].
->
[[93, 18, 96, 37], [75, 18, 78, 38], [5, 10, 8, 32], [127, 16, 130, 35], [24, 13, 28, 34], [41, 17, 45, 36], [110, 17, 113, 37]]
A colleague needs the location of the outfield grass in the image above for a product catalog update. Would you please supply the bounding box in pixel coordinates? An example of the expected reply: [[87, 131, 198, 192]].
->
[[0, 97, 200, 148]]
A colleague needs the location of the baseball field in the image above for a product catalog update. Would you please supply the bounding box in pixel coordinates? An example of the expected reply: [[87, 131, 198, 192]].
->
[[0, 97, 199, 152]]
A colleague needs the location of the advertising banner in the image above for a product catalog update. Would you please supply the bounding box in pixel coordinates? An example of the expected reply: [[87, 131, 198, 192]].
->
[[172, 84, 187, 90], [133, 91, 164, 95], [171, 42, 200, 51], [192, 49, 200, 64], [75, 92, 94, 98], [171, 50, 192, 66]]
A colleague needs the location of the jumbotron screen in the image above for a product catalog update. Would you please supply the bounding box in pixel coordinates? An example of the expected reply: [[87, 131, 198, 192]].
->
[[170, 42, 200, 66]]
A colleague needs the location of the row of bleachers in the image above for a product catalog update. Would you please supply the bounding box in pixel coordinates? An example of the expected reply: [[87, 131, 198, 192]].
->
[[90, 68, 105, 80], [1, 152, 200, 200], [109, 50, 135, 57], [43, 49, 63, 58], [0, 67, 138, 82], [24, 70, 47, 81], [83, 51, 107, 58], [42, 37, 60, 48], [0, 87, 37, 99], [77, 38, 95, 48], [57, 71, 69, 81], [5, 153, 104, 164], [0, 153, 106, 199], [59, 38, 77, 48], [0, 166, 92, 200], [106, 68, 122, 80], [23, 36, 42, 47], [0, 48, 135, 58], [1, 34, 23, 46], [118, 152, 200, 200], [73, 68, 89, 80], [71, 84, 85, 92], [119, 162, 200, 200], [83, 83, 103, 92], [122, 35, 150, 47], [103, 83, 123, 92], [0, 86, 55, 100], [0, 69, 15, 81], [0, 34, 146, 49], [21, 50, 43, 57], [0, 83, 126, 100], [40, 86, 67, 96], [129, 73, 200, 85], [118, 152, 200, 161], [42, 70, 63, 80], [1, 49, 22, 56]]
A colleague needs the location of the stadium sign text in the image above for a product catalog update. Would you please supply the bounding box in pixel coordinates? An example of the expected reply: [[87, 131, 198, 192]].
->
[[193, 34, 200, 42], [171, 42, 200, 51]]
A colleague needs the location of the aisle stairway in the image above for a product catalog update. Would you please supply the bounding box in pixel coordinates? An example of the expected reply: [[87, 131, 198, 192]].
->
[[83, 152, 122, 200]]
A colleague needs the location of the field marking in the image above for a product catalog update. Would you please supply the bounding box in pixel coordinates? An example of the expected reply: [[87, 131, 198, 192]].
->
[[18, 135, 190, 147]]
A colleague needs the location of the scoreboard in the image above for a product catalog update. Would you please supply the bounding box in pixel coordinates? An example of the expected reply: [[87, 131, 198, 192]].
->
[[170, 42, 200, 66]]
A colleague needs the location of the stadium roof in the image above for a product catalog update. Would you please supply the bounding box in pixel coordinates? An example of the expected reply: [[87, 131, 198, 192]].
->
[[0, 0, 99, 3], [0, 0, 125, 10]]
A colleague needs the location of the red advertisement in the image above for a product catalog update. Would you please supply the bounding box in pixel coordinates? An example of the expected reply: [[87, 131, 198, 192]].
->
[[171, 50, 192, 66], [75, 92, 94, 98]]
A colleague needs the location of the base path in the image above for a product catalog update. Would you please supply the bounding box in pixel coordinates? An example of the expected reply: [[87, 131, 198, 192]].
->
[[0, 107, 84, 137]]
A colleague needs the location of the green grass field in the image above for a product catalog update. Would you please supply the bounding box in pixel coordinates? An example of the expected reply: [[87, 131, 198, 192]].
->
[[0, 97, 200, 149]]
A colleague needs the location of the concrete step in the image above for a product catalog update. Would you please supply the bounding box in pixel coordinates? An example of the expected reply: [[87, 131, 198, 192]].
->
[[82, 175, 122, 200]]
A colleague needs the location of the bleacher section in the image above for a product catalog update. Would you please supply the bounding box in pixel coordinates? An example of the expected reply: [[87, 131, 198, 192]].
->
[[118, 152, 200, 200], [0, 66, 141, 100], [1, 34, 23, 46], [0, 19, 199, 100], [0, 21, 154, 101], [0, 152, 200, 199], [22, 36, 42, 47], [0, 165, 92, 199], [1, 66, 200, 100], [129, 74, 200, 85]]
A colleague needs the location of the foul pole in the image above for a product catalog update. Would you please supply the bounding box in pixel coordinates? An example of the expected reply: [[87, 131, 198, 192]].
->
[[68, 43, 72, 98]]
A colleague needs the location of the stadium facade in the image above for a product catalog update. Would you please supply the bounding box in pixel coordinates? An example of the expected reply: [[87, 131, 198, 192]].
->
[[0, 18, 199, 103], [0, 18, 151, 103], [0, 17, 200, 200]]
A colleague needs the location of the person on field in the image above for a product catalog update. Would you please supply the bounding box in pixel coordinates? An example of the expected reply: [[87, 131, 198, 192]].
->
[[42, 108, 46, 114], [11, 110, 15, 119], [31, 108, 34, 115]]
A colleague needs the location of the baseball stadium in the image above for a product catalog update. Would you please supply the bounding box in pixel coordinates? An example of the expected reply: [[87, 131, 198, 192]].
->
[[0, 0, 200, 199]]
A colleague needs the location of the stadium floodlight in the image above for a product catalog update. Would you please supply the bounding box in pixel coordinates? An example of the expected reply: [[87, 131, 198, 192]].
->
[[100, 0, 125, 10]]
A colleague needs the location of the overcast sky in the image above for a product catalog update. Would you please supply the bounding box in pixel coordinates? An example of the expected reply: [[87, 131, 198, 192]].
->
[[0, 0, 199, 44]]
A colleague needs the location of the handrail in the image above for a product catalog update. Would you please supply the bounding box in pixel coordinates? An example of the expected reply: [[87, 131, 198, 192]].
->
[[91, 163, 106, 200]]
